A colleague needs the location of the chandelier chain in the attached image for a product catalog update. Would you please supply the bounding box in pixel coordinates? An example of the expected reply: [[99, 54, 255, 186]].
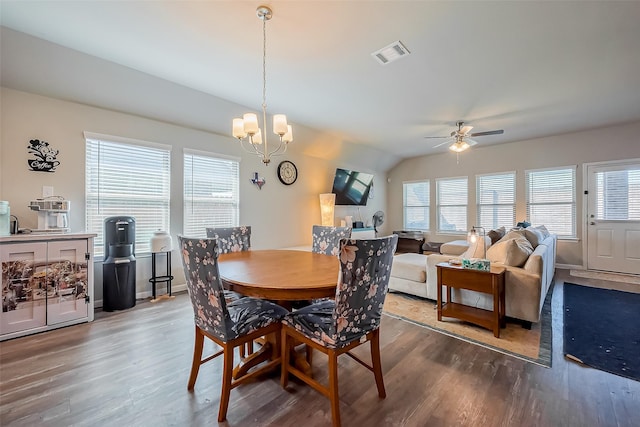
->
[[262, 16, 267, 111]]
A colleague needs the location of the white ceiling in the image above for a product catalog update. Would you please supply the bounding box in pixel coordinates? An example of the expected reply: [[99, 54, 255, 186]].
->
[[2, 1, 640, 160]]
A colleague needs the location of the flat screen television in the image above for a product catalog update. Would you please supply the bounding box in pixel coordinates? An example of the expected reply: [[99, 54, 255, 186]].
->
[[331, 168, 374, 206]]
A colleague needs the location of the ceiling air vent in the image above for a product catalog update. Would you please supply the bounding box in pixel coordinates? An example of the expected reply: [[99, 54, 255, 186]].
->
[[371, 40, 410, 65]]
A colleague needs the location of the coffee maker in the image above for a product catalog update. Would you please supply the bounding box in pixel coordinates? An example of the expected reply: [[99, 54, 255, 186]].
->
[[28, 197, 70, 233]]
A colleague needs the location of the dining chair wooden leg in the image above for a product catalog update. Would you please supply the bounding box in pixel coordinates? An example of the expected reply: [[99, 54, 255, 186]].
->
[[280, 328, 291, 388], [370, 329, 386, 398], [328, 349, 341, 427], [218, 344, 235, 422], [188, 326, 205, 390]]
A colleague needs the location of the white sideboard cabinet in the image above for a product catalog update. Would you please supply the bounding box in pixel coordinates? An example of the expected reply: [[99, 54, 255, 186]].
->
[[351, 227, 376, 239], [1, 233, 96, 341]]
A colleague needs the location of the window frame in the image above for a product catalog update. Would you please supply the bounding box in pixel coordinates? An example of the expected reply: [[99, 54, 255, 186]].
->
[[403, 180, 430, 231], [183, 148, 241, 238], [525, 166, 577, 239], [476, 171, 516, 230], [436, 176, 468, 234], [84, 132, 172, 258]]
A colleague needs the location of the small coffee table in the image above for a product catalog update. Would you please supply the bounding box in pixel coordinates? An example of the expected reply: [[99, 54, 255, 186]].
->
[[436, 262, 506, 338]]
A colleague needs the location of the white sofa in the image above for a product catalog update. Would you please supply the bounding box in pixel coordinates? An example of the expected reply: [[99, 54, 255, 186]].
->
[[389, 228, 557, 325]]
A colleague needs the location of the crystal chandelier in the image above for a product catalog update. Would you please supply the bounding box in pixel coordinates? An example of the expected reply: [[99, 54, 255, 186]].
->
[[232, 6, 292, 165]]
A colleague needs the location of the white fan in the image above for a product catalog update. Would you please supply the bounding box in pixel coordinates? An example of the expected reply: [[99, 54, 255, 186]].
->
[[425, 121, 504, 152], [372, 211, 384, 236]]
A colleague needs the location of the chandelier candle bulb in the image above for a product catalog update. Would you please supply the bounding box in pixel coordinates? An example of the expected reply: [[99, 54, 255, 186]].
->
[[243, 113, 259, 134], [252, 129, 263, 144], [233, 118, 247, 139], [273, 114, 288, 135], [283, 125, 293, 143]]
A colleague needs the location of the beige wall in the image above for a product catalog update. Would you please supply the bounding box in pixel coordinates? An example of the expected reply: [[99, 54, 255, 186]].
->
[[386, 121, 640, 267], [0, 88, 388, 301]]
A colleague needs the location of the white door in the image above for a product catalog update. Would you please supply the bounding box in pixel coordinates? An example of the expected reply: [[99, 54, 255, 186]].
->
[[586, 161, 640, 275]]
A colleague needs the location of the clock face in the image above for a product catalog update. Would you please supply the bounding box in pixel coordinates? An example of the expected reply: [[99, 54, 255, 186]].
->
[[277, 160, 298, 185]]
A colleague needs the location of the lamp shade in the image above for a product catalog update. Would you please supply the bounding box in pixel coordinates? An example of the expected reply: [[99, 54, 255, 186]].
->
[[319, 193, 336, 227], [150, 230, 172, 253]]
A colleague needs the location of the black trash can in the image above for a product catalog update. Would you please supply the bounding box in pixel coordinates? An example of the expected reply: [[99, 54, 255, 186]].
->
[[103, 216, 136, 311]]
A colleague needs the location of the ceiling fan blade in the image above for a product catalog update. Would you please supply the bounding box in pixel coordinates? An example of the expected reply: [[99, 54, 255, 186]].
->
[[423, 135, 449, 139], [466, 138, 479, 146], [470, 129, 504, 137], [432, 139, 453, 148], [460, 125, 473, 135]]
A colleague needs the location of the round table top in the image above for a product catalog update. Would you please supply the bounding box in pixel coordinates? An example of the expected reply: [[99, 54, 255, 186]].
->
[[218, 249, 339, 301]]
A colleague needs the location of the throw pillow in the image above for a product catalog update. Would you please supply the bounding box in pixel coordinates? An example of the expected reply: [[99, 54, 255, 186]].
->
[[499, 229, 526, 242], [524, 226, 546, 248], [534, 225, 551, 239], [486, 235, 534, 267], [487, 226, 506, 244]]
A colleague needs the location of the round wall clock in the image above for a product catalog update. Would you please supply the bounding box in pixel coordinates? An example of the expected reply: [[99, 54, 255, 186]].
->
[[277, 160, 298, 185]]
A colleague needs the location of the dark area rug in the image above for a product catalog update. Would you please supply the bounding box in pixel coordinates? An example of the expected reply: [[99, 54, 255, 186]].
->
[[563, 283, 640, 381]]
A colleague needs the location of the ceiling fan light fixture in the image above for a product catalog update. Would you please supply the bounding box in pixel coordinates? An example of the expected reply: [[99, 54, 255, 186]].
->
[[449, 141, 470, 153]]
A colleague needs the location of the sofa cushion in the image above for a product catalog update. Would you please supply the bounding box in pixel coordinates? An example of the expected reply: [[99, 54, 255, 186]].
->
[[523, 226, 546, 248], [487, 235, 533, 267], [440, 240, 469, 256], [487, 226, 506, 244], [390, 253, 427, 282]]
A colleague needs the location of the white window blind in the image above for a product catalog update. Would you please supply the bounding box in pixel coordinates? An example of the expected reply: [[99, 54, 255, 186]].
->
[[85, 135, 171, 257], [437, 177, 468, 233], [477, 172, 516, 230], [183, 150, 240, 238], [595, 167, 640, 220], [403, 181, 429, 230], [526, 167, 576, 237]]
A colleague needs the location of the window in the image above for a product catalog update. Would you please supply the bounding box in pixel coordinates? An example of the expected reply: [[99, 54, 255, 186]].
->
[[526, 167, 576, 237], [184, 150, 240, 238], [403, 181, 429, 230], [437, 177, 468, 233], [476, 172, 516, 230], [85, 133, 171, 257]]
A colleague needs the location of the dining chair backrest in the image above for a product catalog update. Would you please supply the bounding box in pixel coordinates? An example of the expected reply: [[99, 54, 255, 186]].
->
[[206, 226, 251, 254], [330, 235, 398, 347], [178, 236, 233, 341], [311, 225, 352, 256]]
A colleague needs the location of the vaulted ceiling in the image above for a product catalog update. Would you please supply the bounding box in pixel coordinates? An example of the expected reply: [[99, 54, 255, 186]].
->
[[2, 1, 639, 162]]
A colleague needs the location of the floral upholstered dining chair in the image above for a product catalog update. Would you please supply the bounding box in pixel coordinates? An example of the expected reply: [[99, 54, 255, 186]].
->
[[280, 235, 398, 427], [178, 236, 288, 422], [206, 226, 251, 254], [311, 225, 352, 256]]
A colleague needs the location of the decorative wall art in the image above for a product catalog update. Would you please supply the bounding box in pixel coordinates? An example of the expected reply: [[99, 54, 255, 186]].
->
[[27, 139, 60, 172], [251, 172, 266, 190]]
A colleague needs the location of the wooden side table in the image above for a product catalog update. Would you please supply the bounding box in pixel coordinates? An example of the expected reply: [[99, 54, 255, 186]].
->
[[436, 262, 506, 338]]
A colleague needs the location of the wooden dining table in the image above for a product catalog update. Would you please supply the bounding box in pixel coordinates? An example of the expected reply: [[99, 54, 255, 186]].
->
[[218, 249, 339, 307], [218, 249, 339, 378]]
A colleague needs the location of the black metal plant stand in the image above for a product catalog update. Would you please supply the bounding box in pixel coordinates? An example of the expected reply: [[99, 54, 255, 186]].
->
[[149, 251, 174, 302]]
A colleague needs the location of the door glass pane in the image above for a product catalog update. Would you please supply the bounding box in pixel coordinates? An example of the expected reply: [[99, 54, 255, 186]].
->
[[595, 168, 640, 220]]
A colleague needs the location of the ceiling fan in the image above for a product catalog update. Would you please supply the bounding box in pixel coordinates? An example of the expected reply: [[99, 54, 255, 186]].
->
[[425, 121, 504, 153]]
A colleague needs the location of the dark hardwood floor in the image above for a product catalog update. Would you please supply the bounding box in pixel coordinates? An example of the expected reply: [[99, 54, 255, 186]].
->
[[1, 271, 638, 426]]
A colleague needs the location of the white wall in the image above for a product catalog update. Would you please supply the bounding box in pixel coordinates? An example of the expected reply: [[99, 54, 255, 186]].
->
[[0, 88, 389, 301], [386, 121, 640, 267]]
